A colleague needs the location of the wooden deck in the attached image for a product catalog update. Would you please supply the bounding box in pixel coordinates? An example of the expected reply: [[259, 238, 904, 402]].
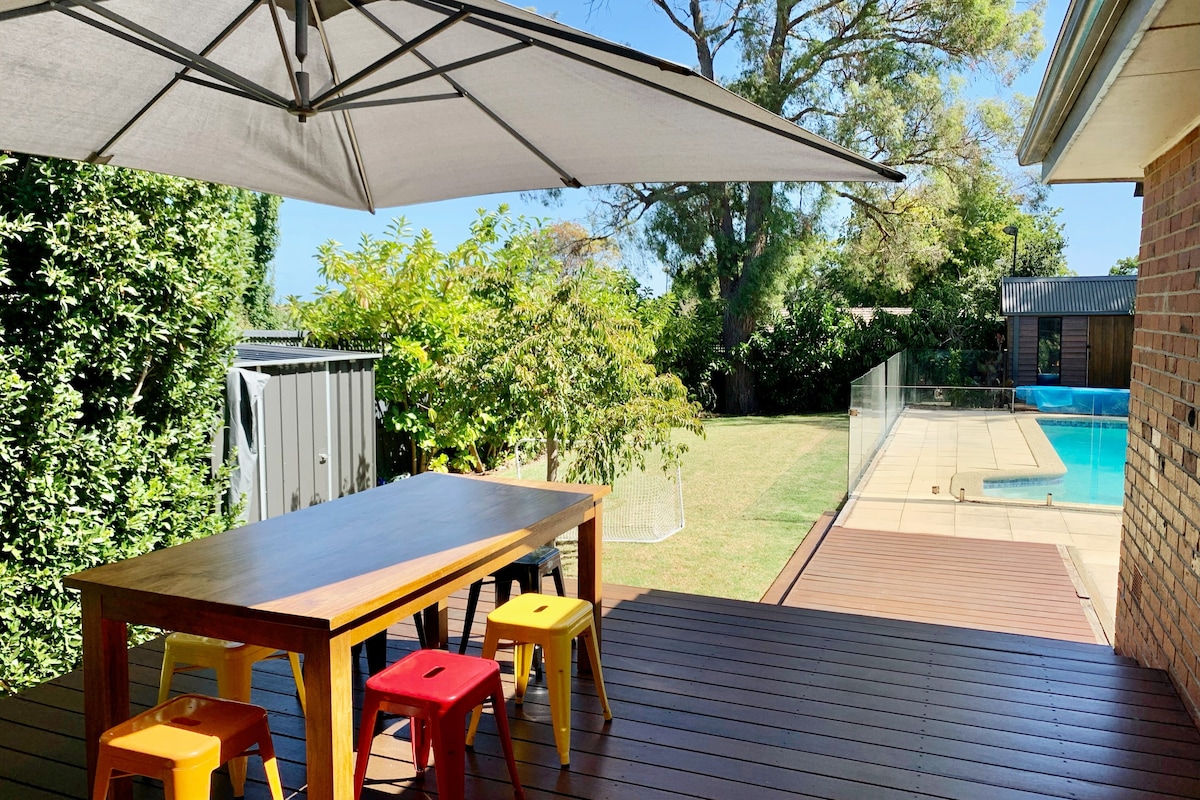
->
[[780, 526, 1105, 644], [4, 582, 1200, 799]]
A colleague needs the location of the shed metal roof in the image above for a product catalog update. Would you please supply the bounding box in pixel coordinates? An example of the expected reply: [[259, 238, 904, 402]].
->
[[1000, 275, 1136, 316], [234, 343, 380, 369]]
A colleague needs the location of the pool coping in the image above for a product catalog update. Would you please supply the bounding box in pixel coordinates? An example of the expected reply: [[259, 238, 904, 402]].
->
[[949, 414, 1124, 514]]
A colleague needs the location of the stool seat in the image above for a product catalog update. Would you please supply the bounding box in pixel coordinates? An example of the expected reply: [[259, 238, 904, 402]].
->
[[487, 593, 595, 635], [366, 649, 501, 712], [459, 545, 565, 656], [468, 593, 612, 767], [353, 650, 524, 800], [93, 695, 283, 800], [158, 632, 306, 713]]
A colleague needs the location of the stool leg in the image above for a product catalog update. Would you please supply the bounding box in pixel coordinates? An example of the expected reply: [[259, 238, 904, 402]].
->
[[581, 627, 613, 721], [162, 765, 212, 800], [217, 661, 253, 796], [512, 642, 536, 702], [467, 629, 501, 745], [459, 579, 483, 655], [429, 713, 466, 800], [551, 566, 566, 597], [489, 675, 525, 800], [90, 751, 114, 800], [255, 719, 286, 800], [412, 717, 432, 774], [157, 643, 175, 705], [544, 636, 575, 766], [353, 691, 383, 800], [366, 630, 389, 674], [287, 651, 307, 714], [495, 576, 513, 608]]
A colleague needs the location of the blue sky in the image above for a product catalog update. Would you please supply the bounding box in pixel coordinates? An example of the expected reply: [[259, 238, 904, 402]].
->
[[272, 0, 1143, 301]]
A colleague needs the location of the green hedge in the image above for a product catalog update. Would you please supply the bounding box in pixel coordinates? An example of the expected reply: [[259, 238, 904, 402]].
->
[[0, 156, 261, 693]]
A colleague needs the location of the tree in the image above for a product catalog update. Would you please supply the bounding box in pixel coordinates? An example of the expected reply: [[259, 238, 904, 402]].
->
[[0, 154, 255, 692], [598, 0, 1042, 413], [294, 209, 702, 484], [241, 193, 284, 328], [1110, 256, 1138, 275], [829, 161, 1067, 309], [463, 220, 702, 484]]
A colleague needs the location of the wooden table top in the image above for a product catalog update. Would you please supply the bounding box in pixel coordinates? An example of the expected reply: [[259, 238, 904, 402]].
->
[[65, 473, 608, 631]]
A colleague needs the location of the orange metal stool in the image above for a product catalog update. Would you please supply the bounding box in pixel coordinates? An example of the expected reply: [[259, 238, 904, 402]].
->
[[91, 694, 284, 800], [354, 649, 524, 800], [467, 593, 612, 767], [158, 633, 305, 791]]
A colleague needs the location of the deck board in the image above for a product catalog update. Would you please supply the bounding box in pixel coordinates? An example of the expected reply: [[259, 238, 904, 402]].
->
[[3, 583, 1198, 799], [781, 527, 1103, 644]]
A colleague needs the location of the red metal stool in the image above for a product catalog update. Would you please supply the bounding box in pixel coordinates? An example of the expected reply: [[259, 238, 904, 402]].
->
[[353, 649, 524, 800]]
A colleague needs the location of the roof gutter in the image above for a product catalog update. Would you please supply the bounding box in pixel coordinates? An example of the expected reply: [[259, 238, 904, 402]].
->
[[1017, 0, 1130, 167]]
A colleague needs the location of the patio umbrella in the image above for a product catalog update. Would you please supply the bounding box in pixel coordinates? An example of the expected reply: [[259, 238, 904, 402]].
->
[[0, 0, 902, 210]]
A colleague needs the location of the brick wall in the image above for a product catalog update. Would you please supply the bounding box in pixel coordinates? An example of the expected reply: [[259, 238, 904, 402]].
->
[[1116, 125, 1200, 720]]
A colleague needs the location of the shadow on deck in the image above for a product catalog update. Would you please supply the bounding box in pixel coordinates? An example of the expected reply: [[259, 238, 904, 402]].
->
[[3, 583, 1200, 799]]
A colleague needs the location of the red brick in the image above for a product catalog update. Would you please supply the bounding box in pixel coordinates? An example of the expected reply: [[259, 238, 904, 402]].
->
[[1123, 124, 1200, 723]]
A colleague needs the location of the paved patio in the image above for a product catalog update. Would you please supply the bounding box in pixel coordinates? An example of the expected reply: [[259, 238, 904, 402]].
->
[[841, 409, 1122, 639]]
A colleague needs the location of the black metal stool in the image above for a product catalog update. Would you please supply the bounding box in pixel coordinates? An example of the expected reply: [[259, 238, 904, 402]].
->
[[459, 545, 566, 656]]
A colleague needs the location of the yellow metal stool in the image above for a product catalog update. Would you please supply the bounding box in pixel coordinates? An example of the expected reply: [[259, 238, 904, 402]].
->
[[91, 694, 284, 800], [466, 593, 612, 767], [158, 633, 305, 791]]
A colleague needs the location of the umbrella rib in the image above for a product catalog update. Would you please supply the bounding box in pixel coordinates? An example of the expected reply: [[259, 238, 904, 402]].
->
[[319, 44, 527, 111], [265, 0, 303, 106], [326, 93, 461, 112], [176, 73, 284, 105], [421, 3, 905, 182], [410, 0, 695, 77], [88, 0, 263, 164], [61, 0, 291, 110], [311, 1, 375, 213], [340, 2, 581, 188], [309, 10, 468, 108]]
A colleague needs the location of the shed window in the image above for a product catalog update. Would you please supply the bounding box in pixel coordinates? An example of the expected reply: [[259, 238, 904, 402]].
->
[[1037, 317, 1062, 384]]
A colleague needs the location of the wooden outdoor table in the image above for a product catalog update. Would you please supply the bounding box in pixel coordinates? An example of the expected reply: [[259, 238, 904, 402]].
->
[[65, 472, 608, 800]]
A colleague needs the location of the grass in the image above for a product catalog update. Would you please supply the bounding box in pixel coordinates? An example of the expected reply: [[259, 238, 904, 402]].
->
[[502, 414, 849, 601], [602, 414, 848, 600]]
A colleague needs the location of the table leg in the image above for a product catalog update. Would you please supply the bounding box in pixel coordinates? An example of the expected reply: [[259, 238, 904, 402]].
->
[[364, 631, 388, 675], [419, 599, 449, 649], [577, 502, 603, 675], [303, 632, 354, 800], [81, 592, 130, 800]]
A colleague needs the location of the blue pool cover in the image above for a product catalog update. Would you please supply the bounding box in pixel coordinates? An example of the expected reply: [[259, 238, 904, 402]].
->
[[1015, 386, 1129, 416]]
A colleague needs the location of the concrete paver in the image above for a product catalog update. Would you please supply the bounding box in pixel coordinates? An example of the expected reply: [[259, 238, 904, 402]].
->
[[840, 408, 1123, 639]]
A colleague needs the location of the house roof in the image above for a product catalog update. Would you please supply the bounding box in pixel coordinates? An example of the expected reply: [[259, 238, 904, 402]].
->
[[234, 343, 380, 369], [1001, 275, 1137, 316], [1017, 0, 1200, 183]]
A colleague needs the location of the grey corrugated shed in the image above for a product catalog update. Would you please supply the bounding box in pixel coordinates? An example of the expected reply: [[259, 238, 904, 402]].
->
[[234, 343, 380, 368], [1001, 276, 1136, 316]]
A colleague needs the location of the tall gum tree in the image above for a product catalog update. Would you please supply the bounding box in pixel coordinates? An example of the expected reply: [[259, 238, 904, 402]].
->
[[603, 0, 1042, 412]]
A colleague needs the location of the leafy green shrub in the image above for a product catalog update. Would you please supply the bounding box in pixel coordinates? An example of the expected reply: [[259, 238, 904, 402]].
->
[[294, 209, 702, 484], [0, 155, 260, 693], [745, 284, 1006, 413]]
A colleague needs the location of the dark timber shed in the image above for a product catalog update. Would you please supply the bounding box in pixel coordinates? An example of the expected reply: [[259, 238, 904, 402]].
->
[[1001, 275, 1137, 388], [226, 342, 380, 523]]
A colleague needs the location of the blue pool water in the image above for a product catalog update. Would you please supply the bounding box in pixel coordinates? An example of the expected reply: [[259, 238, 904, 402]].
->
[[984, 419, 1128, 506]]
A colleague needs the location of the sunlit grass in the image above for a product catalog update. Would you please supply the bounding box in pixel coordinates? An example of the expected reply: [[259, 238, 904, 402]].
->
[[501, 414, 849, 601]]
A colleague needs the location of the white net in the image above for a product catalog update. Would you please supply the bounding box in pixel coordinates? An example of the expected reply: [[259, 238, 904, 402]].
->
[[511, 441, 685, 543]]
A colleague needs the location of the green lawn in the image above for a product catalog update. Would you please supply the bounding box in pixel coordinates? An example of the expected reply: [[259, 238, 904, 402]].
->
[[599, 414, 849, 600]]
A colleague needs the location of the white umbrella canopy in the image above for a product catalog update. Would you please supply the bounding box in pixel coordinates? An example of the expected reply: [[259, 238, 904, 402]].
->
[[0, 0, 903, 210]]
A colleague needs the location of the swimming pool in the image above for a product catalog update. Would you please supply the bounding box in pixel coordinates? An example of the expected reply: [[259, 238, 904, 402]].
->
[[984, 418, 1128, 506]]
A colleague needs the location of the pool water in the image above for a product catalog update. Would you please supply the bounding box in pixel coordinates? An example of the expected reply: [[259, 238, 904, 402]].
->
[[984, 419, 1128, 506]]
